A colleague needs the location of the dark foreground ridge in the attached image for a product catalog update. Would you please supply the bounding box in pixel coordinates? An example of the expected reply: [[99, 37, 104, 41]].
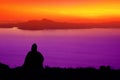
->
[[1, 64, 120, 80], [0, 43, 120, 80]]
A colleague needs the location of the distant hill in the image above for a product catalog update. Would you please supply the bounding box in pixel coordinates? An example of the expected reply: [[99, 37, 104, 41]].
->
[[0, 19, 120, 30]]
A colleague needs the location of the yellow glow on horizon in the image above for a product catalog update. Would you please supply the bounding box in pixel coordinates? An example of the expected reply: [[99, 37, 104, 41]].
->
[[0, 1, 120, 22]]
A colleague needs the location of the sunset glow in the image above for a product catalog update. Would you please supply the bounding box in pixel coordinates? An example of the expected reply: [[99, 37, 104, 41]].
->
[[1, 0, 120, 73], [0, 0, 120, 22]]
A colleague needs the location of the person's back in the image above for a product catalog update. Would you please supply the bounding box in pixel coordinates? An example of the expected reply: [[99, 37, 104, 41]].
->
[[23, 43, 44, 71]]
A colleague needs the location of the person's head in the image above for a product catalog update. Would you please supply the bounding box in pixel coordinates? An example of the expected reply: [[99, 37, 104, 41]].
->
[[31, 43, 37, 51]]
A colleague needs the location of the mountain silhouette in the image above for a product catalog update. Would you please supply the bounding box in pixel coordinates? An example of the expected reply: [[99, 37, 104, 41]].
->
[[0, 19, 120, 30]]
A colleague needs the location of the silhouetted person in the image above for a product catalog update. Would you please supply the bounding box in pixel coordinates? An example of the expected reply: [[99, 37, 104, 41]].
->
[[23, 43, 44, 72]]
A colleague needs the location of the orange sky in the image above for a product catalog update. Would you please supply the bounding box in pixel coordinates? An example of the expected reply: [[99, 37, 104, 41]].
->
[[0, 0, 120, 23]]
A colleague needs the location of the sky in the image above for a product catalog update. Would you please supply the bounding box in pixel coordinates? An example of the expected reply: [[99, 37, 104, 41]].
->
[[0, 0, 120, 23]]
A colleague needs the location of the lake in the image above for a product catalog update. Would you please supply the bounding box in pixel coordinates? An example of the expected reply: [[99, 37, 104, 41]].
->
[[0, 28, 120, 69]]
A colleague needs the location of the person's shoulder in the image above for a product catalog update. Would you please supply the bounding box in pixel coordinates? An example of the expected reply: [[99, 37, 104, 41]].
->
[[37, 51, 43, 55], [37, 51, 41, 53], [37, 51, 42, 54], [27, 51, 32, 54]]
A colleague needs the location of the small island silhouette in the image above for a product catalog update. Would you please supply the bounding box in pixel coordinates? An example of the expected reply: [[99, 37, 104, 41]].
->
[[0, 43, 120, 80], [0, 19, 120, 30]]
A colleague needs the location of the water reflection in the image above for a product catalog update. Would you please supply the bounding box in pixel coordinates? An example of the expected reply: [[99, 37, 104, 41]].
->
[[0, 28, 120, 69]]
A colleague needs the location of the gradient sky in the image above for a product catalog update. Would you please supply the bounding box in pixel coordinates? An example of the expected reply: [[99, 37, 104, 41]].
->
[[0, 0, 120, 22]]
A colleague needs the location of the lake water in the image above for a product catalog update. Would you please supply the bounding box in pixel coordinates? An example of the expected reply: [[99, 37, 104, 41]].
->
[[0, 28, 120, 69]]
